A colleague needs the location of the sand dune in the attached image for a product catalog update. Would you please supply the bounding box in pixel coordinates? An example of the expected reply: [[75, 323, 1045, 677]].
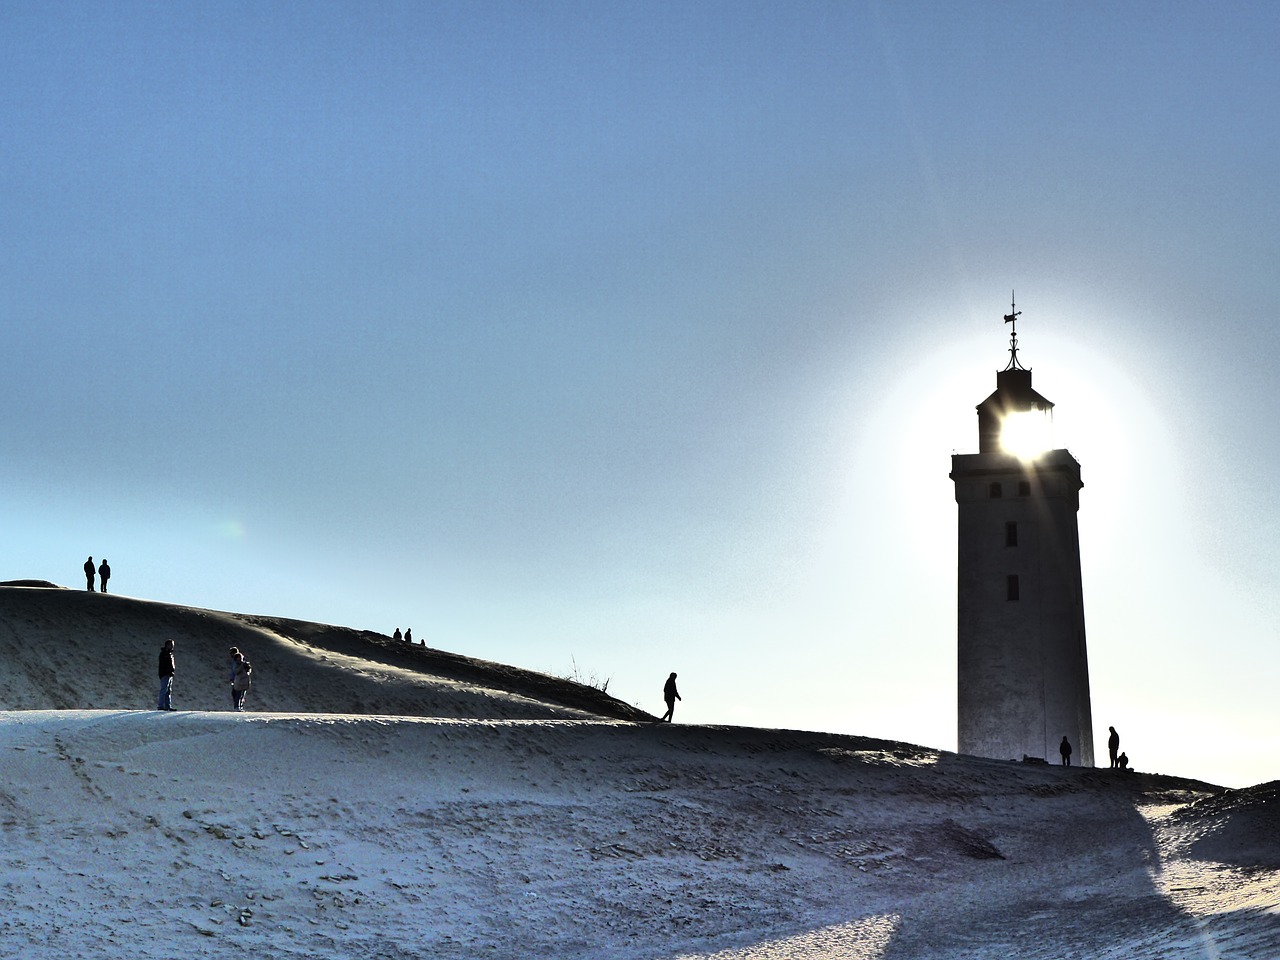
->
[[0, 585, 1276, 959], [0, 583, 649, 721]]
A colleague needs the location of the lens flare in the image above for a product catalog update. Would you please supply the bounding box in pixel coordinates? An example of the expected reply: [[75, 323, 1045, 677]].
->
[[216, 519, 247, 540], [1000, 409, 1053, 460]]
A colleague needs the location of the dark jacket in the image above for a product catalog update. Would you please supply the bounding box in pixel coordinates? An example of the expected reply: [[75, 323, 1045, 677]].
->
[[664, 676, 679, 703], [158, 649, 175, 678]]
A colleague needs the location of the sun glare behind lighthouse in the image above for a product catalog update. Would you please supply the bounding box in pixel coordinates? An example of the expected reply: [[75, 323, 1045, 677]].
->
[[1000, 409, 1053, 460]]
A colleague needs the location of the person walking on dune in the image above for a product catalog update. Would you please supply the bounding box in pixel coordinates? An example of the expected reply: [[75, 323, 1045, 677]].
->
[[660, 672, 681, 722], [98, 559, 111, 593], [157, 639, 176, 711], [84, 556, 95, 591], [1108, 726, 1120, 769], [231, 653, 253, 712], [1059, 735, 1072, 767]]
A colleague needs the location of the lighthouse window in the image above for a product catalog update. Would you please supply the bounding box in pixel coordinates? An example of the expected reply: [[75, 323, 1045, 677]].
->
[[1006, 575, 1020, 601], [1018, 481, 1031, 496], [988, 482, 1002, 499], [1006, 522, 1018, 547]]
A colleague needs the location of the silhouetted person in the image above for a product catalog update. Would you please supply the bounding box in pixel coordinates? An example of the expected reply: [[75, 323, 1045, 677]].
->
[[231, 653, 253, 712], [1059, 736, 1072, 767], [98, 559, 111, 593], [405, 628, 412, 644], [228, 647, 241, 708], [157, 639, 176, 711], [1117, 751, 1129, 770], [660, 672, 681, 722], [392, 627, 402, 642], [84, 556, 95, 591], [1108, 726, 1120, 769]]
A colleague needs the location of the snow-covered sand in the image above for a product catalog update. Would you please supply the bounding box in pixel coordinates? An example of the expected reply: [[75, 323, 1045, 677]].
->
[[1, 585, 1276, 958]]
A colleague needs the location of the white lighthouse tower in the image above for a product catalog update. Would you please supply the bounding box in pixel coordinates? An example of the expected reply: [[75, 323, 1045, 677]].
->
[[950, 300, 1094, 765]]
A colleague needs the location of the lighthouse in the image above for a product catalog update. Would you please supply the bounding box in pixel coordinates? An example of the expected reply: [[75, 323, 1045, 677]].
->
[[950, 300, 1094, 765]]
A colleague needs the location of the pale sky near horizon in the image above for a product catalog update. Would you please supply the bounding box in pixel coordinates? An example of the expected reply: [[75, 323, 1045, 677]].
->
[[2, 2, 1276, 788]]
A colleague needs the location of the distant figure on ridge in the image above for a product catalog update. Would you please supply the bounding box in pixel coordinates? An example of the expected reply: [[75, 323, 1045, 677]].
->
[[392, 627, 402, 642], [84, 556, 95, 591], [1108, 726, 1121, 769], [1117, 751, 1129, 770], [405, 628, 412, 644], [1059, 736, 1072, 767], [157, 639, 176, 711], [227, 647, 241, 708], [98, 559, 111, 593], [231, 653, 253, 712], [660, 672, 681, 723]]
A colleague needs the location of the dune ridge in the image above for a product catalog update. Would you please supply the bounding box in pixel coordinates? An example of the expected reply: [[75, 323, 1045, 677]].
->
[[0, 584, 650, 721]]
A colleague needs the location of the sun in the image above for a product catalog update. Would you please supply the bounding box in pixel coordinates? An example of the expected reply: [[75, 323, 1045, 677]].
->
[[1000, 409, 1054, 460]]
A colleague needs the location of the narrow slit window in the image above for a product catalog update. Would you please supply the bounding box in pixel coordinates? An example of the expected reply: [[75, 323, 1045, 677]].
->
[[988, 482, 1003, 499], [1006, 575, 1020, 601], [1006, 521, 1018, 547]]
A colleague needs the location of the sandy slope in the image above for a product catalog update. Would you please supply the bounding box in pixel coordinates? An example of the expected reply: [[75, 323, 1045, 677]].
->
[[0, 584, 649, 721], [0, 712, 1276, 960], [0, 585, 1276, 959]]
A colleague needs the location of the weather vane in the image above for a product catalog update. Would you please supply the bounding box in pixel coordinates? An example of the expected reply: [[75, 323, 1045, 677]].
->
[[1003, 291, 1026, 371]]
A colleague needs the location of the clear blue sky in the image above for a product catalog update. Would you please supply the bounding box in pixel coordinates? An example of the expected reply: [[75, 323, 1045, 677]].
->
[[2, 2, 1276, 787]]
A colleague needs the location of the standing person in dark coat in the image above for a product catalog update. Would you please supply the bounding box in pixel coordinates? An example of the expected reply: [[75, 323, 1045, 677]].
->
[[1108, 726, 1121, 769], [231, 654, 253, 712], [157, 639, 176, 711], [98, 559, 111, 593], [660, 672, 681, 722], [404, 628, 412, 644], [84, 556, 95, 591], [1059, 736, 1072, 767]]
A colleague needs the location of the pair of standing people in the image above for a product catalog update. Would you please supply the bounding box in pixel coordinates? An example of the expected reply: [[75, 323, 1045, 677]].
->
[[155, 640, 253, 711], [84, 556, 111, 592]]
